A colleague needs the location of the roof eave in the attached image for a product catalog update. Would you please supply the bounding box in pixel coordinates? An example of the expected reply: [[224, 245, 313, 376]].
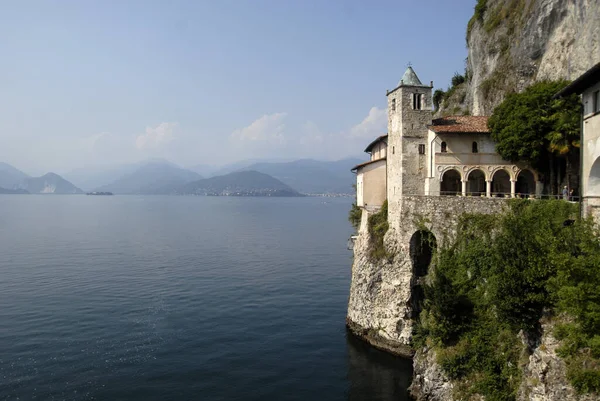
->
[[554, 62, 600, 98]]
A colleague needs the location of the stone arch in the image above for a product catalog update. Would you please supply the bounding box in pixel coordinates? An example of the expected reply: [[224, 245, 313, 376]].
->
[[589, 157, 600, 196], [466, 168, 486, 196], [491, 168, 511, 197], [409, 230, 437, 318], [516, 169, 536, 198], [440, 168, 462, 196]]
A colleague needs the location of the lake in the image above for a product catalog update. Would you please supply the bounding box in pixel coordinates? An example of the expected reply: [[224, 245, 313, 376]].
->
[[0, 195, 412, 400]]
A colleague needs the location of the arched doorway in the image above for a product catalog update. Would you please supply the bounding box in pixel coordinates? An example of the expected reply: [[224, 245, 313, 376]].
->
[[516, 170, 535, 198], [441, 169, 461, 196], [588, 157, 600, 196], [467, 169, 486, 196], [409, 230, 437, 318], [492, 169, 511, 197]]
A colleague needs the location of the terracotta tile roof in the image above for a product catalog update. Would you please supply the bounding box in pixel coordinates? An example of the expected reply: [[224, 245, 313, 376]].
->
[[351, 157, 386, 172], [364, 134, 388, 153], [429, 116, 490, 134]]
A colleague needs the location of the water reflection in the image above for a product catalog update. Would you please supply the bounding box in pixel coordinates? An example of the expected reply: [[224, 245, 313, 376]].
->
[[345, 330, 413, 401]]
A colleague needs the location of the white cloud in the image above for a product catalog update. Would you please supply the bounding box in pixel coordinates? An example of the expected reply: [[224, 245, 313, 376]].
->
[[350, 106, 387, 138], [136, 122, 177, 150], [299, 121, 324, 145], [230, 113, 287, 143]]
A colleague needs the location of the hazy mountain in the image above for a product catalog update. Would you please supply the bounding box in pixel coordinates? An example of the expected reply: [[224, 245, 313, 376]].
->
[[199, 157, 299, 178], [96, 161, 201, 194], [239, 158, 364, 194], [187, 164, 217, 178], [0, 162, 29, 189], [64, 159, 181, 191], [0, 187, 29, 194], [18, 173, 83, 194], [178, 170, 301, 196]]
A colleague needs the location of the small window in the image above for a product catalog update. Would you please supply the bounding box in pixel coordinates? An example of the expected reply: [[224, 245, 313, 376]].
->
[[391, 98, 396, 112], [441, 141, 447, 153], [418, 144, 425, 154], [392, 146, 395, 155], [594, 90, 600, 113], [413, 93, 422, 110], [472, 141, 478, 153]]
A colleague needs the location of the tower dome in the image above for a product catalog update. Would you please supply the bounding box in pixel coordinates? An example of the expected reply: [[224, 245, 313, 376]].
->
[[398, 66, 429, 87]]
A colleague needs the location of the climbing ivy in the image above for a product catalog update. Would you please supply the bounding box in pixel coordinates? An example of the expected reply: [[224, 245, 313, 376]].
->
[[416, 200, 600, 399]]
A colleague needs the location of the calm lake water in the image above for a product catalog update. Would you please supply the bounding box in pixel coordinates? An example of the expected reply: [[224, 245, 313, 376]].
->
[[0, 195, 412, 400]]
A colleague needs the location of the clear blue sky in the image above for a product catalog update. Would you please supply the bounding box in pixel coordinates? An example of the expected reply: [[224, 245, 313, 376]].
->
[[0, 0, 477, 175]]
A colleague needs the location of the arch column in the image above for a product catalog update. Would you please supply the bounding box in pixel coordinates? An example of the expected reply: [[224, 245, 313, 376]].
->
[[486, 180, 492, 198], [510, 180, 516, 198], [461, 180, 467, 196]]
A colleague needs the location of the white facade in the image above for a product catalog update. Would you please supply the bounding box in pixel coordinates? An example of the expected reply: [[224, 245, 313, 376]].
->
[[580, 80, 600, 219]]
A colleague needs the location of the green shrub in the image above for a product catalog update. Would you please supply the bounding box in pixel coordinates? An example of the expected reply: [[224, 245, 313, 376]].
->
[[348, 202, 362, 231], [367, 200, 388, 260], [451, 73, 466, 87], [433, 89, 445, 110], [417, 200, 600, 398]]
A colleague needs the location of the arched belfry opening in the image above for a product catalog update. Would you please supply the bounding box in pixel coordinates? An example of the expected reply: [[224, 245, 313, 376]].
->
[[409, 230, 437, 318]]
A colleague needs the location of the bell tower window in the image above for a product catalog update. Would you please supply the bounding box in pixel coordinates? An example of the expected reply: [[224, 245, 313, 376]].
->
[[413, 93, 422, 110], [391, 98, 396, 112]]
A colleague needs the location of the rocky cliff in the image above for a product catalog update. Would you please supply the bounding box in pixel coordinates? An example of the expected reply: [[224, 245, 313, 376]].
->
[[444, 0, 600, 116]]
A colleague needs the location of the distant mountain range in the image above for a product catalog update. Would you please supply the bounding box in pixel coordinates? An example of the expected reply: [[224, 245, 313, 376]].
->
[[17, 173, 83, 194], [0, 162, 29, 189], [237, 158, 362, 194], [94, 161, 202, 194], [178, 170, 301, 196], [0, 163, 83, 194], [0, 157, 363, 196]]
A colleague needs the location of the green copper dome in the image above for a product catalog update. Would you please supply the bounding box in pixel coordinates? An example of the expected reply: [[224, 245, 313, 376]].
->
[[398, 66, 428, 87]]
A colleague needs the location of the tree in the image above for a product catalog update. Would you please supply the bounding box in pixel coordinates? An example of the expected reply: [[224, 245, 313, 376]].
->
[[433, 89, 445, 111], [488, 80, 581, 194]]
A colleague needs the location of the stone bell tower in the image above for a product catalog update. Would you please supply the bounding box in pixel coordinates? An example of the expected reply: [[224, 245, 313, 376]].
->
[[386, 66, 433, 224]]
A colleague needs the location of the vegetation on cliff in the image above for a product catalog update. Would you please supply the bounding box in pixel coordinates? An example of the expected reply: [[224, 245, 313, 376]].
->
[[434, 72, 469, 116], [415, 200, 600, 400], [367, 200, 388, 259], [348, 201, 362, 231], [489, 80, 582, 194]]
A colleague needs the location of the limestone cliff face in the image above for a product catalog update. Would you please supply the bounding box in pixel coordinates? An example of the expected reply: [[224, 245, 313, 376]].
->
[[517, 320, 598, 401], [346, 210, 415, 358], [465, 0, 600, 116], [409, 320, 599, 401]]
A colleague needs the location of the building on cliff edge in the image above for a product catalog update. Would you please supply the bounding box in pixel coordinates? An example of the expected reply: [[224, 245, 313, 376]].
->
[[555, 62, 600, 222], [352, 66, 541, 212], [346, 66, 541, 357]]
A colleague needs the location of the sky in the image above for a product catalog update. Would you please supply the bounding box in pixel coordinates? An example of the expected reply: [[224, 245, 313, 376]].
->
[[0, 0, 477, 175]]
